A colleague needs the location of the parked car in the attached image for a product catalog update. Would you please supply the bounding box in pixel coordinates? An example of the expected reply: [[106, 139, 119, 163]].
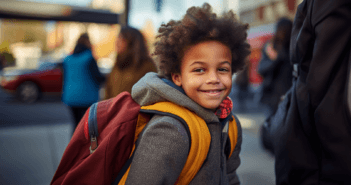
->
[[0, 61, 63, 103], [1, 60, 111, 103]]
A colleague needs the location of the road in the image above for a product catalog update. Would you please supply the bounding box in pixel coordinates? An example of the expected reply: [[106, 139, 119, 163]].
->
[[0, 90, 74, 185], [0, 85, 276, 185]]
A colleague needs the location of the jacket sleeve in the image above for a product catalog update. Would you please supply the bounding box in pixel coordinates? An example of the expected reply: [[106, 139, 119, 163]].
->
[[125, 115, 190, 185], [227, 115, 242, 185], [306, 0, 351, 109]]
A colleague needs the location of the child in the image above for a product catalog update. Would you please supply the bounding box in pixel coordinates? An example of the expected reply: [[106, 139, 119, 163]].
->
[[122, 3, 250, 185]]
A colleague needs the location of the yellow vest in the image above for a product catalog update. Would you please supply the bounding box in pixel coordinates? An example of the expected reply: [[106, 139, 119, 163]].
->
[[118, 102, 238, 185]]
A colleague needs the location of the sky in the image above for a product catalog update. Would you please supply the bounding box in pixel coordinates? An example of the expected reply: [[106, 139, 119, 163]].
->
[[129, 0, 227, 30]]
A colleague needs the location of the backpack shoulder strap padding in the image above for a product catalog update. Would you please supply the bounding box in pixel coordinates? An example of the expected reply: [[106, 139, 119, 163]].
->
[[144, 103, 239, 160], [142, 101, 212, 185], [117, 101, 211, 185], [227, 116, 238, 158]]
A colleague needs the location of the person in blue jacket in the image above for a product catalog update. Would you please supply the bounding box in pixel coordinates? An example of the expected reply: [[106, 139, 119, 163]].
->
[[62, 33, 105, 129]]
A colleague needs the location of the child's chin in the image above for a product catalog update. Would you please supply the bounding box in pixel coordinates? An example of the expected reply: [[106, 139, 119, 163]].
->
[[202, 104, 220, 111]]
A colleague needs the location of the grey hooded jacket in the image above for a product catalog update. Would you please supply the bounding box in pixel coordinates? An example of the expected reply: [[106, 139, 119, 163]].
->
[[125, 72, 242, 185]]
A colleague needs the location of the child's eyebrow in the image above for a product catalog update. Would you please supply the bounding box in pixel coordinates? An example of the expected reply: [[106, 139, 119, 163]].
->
[[189, 61, 231, 66], [220, 61, 231, 65], [189, 61, 205, 66]]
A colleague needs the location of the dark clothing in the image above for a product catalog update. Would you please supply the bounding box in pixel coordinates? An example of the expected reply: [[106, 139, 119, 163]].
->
[[235, 66, 250, 90], [272, 0, 351, 184], [234, 67, 250, 111], [258, 43, 293, 115], [69, 106, 89, 128]]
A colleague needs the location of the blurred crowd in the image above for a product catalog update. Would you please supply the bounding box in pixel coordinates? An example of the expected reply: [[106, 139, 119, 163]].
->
[[61, 27, 157, 129]]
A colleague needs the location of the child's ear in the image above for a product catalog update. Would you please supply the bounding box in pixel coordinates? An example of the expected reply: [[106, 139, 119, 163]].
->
[[171, 73, 182, 87]]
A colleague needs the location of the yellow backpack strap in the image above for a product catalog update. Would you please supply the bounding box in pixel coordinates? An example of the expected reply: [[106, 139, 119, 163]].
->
[[118, 101, 211, 185], [227, 116, 238, 158], [117, 112, 152, 185]]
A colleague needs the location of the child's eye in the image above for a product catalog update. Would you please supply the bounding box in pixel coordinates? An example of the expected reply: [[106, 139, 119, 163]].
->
[[218, 68, 230, 72], [193, 68, 205, 73]]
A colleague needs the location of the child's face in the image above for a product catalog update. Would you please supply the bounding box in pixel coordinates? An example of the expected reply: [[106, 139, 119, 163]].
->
[[172, 41, 232, 111]]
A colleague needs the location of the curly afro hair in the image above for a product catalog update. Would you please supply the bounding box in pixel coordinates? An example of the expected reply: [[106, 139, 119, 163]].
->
[[153, 3, 251, 80]]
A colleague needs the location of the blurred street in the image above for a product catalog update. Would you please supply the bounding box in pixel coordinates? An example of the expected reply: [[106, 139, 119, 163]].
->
[[0, 84, 275, 185], [0, 88, 74, 185], [230, 85, 275, 185]]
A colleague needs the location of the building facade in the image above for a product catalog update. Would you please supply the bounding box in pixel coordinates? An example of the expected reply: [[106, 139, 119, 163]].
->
[[237, 0, 302, 85]]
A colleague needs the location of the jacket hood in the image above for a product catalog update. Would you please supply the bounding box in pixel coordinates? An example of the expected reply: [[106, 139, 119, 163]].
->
[[131, 72, 220, 123]]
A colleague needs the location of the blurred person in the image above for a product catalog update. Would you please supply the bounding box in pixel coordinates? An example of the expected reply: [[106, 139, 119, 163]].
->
[[104, 26, 157, 99], [267, 0, 351, 184], [61, 33, 106, 129], [257, 17, 293, 117], [234, 64, 250, 111], [0, 53, 7, 73]]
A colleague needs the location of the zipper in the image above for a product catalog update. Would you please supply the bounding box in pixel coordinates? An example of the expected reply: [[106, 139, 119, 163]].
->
[[88, 102, 99, 154]]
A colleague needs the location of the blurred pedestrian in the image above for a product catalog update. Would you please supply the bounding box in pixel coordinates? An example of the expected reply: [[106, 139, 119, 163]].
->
[[61, 33, 106, 129], [0, 53, 7, 74], [268, 0, 351, 184], [104, 26, 157, 99], [257, 17, 293, 117], [234, 64, 250, 111]]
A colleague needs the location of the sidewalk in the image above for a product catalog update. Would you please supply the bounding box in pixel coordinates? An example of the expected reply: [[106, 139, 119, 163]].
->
[[230, 84, 266, 133], [230, 85, 276, 185]]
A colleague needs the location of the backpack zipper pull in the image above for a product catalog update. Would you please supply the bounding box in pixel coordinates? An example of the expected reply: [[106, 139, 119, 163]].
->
[[90, 136, 98, 154]]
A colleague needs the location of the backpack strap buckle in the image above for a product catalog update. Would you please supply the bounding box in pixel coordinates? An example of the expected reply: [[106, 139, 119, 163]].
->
[[90, 136, 98, 154]]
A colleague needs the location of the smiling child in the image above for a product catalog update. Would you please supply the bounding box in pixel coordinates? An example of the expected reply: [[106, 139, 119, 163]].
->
[[119, 3, 251, 185]]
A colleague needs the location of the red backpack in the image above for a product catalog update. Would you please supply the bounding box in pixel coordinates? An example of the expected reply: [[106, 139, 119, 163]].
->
[[51, 91, 238, 185], [51, 92, 191, 185]]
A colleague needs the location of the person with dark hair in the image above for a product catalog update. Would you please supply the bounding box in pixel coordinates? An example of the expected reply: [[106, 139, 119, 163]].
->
[[0, 53, 6, 74], [61, 33, 106, 129], [258, 17, 293, 117], [118, 3, 251, 184], [104, 26, 156, 99]]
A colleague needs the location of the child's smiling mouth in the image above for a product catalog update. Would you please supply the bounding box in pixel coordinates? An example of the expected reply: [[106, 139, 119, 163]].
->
[[199, 89, 225, 96]]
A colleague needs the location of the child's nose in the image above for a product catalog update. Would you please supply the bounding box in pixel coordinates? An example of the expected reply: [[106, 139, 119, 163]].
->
[[206, 71, 220, 84]]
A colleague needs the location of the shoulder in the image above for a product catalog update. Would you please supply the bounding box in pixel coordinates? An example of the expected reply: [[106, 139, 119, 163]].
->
[[142, 114, 190, 144], [75, 50, 94, 60]]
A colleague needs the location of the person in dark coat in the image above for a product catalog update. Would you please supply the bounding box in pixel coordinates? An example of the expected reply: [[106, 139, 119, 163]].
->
[[258, 17, 293, 117], [271, 0, 351, 184], [62, 33, 106, 129]]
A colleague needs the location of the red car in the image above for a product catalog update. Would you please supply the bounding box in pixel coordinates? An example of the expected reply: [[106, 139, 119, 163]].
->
[[0, 62, 63, 103]]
